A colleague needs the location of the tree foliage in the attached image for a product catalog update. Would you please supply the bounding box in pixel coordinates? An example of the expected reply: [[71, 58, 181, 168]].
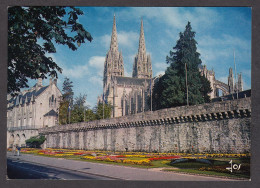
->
[[62, 77, 74, 103], [151, 22, 212, 110], [25, 135, 46, 148], [94, 103, 113, 120], [84, 109, 96, 122], [71, 94, 87, 123], [8, 6, 93, 95], [58, 100, 69, 125], [59, 77, 74, 124], [58, 92, 113, 125]]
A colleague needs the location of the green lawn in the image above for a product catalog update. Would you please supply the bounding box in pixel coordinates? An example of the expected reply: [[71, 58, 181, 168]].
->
[[162, 168, 250, 179]]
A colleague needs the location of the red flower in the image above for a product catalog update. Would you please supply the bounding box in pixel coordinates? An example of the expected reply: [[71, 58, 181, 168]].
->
[[115, 155, 126, 158], [148, 156, 181, 161], [74, 152, 84, 155]]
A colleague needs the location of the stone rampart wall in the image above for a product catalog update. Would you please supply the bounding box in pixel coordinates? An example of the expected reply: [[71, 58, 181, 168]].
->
[[40, 98, 251, 153]]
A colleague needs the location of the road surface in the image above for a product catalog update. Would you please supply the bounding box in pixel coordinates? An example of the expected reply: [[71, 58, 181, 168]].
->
[[7, 152, 236, 181], [7, 158, 115, 179]]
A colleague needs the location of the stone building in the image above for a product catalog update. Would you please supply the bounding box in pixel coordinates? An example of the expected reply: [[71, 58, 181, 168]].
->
[[199, 65, 243, 98], [100, 15, 244, 118], [7, 78, 62, 147], [100, 16, 154, 118]]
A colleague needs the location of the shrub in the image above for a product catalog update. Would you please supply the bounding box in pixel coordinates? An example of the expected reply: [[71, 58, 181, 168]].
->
[[25, 135, 46, 148]]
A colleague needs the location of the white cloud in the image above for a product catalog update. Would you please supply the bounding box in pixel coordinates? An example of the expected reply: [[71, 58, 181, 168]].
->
[[154, 62, 168, 70], [198, 35, 249, 50], [118, 31, 139, 48], [155, 71, 165, 77], [153, 62, 168, 77], [89, 56, 105, 69], [89, 56, 105, 77], [45, 53, 90, 79], [118, 7, 220, 31], [100, 34, 111, 49], [197, 34, 251, 70], [100, 31, 139, 50], [62, 63, 89, 79], [89, 76, 103, 87]]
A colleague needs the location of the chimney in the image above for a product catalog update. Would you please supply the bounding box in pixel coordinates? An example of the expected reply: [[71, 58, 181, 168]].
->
[[53, 78, 57, 86], [49, 78, 53, 85]]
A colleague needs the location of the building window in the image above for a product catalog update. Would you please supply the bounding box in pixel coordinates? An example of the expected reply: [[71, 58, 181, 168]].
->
[[49, 95, 55, 107], [23, 118, 26, 126]]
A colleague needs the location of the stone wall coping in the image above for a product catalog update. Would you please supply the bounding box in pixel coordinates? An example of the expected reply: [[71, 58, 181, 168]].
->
[[39, 97, 251, 134]]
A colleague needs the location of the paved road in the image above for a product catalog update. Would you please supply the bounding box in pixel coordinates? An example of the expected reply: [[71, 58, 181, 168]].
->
[[7, 152, 235, 181], [7, 158, 114, 180]]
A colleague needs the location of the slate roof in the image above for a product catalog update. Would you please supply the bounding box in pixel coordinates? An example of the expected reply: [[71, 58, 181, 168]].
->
[[115, 76, 151, 86], [7, 86, 48, 109], [43, 109, 58, 117]]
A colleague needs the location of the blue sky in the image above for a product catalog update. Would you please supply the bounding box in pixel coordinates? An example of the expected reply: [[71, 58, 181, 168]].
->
[[29, 7, 251, 108]]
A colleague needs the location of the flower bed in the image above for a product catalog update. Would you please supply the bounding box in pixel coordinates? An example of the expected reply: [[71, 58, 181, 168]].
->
[[13, 148, 250, 168], [81, 154, 152, 166], [148, 156, 181, 161]]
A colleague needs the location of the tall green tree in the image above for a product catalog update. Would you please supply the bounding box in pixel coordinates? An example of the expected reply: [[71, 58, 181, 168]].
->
[[94, 103, 113, 120], [59, 77, 74, 124], [58, 99, 69, 125], [8, 6, 93, 95], [85, 109, 96, 122], [62, 77, 74, 103], [71, 94, 87, 123], [151, 22, 212, 110]]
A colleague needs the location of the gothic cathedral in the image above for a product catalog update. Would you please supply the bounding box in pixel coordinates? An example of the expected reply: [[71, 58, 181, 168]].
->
[[101, 15, 154, 118], [100, 15, 244, 118]]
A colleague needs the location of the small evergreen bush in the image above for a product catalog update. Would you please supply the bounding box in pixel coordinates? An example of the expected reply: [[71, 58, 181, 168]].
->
[[25, 135, 46, 148]]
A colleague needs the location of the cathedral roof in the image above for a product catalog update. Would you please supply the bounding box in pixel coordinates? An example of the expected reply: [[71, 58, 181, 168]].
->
[[115, 76, 151, 86]]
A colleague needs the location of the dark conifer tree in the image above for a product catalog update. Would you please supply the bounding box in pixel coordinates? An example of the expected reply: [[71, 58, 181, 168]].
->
[[152, 22, 212, 110], [62, 77, 74, 104], [59, 77, 74, 124]]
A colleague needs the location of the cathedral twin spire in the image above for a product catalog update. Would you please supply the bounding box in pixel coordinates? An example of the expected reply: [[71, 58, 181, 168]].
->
[[132, 19, 152, 79], [104, 14, 124, 81], [110, 15, 119, 53], [104, 15, 152, 82]]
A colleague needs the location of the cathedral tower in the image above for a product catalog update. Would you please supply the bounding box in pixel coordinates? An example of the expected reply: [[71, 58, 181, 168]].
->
[[237, 73, 243, 92], [132, 20, 152, 79], [228, 68, 234, 93], [103, 15, 124, 93]]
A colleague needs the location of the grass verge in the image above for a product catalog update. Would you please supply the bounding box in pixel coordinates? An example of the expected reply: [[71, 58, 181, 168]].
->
[[162, 168, 250, 180]]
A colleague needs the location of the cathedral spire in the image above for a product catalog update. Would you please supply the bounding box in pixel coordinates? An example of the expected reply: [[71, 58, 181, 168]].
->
[[110, 14, 118, 52], [132, 19, 152, 79], [103, 15, 124, 93], [138, 19, 146, 55], [228, 67, 234, 93]]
